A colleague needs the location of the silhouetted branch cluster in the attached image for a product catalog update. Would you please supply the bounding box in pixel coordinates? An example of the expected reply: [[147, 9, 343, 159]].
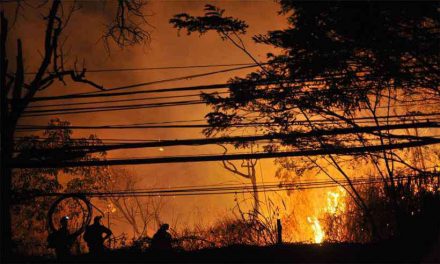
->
[[171, 3, 440, 138], [106, 168, 165, 239], [5, 0, 103, 119], [170, 5, 269, 73], [104, 0, 152, 49], [170, 5, 247, 38]]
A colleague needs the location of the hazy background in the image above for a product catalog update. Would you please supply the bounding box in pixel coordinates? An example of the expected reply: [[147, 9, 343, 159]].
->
[[3, 0, 332, 241]]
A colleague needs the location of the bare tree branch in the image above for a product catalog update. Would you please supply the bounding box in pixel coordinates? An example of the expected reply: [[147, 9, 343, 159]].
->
[[103, 0, 152, 50]]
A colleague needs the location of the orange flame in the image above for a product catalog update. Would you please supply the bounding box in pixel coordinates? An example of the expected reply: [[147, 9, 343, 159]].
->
[[306, 187, 346, 243], [307, 216, 324, 243]]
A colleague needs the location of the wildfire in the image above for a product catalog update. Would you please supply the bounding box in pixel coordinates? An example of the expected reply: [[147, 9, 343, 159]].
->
[[307, 216, 324, 243], [325, 188, 346, 215], [306, 187, 346, 243]]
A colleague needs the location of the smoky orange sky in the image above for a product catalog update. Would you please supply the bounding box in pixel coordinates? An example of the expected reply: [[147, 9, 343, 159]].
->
[[3, 0, 307, 238], [7, 0, 438, 243], [3, 0, 440, 247]]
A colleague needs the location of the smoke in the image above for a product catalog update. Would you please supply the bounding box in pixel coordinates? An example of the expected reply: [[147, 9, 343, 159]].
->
[[5, 0, 288, 239]]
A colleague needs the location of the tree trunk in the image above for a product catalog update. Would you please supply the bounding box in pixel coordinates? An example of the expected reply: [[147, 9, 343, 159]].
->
[[250, 170, 259, 217], [1, 11, 12, 260]]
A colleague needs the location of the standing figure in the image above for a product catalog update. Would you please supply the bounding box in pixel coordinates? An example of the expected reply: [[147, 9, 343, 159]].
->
[[83, 216, 113, 255], [151, 223, 172, 251], [47, 216, 75, 260]]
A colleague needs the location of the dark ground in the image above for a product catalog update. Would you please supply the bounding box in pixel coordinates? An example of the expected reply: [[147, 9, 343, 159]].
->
[[7, 240, 440, 263]]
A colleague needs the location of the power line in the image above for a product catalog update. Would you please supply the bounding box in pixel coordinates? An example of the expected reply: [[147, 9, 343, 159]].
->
[[34, 179, 381, 197], [20, 77, 438, 104], [23, 174, 438, 198], [16, 121, 440, 153], [14, 134, 440, 145], [24, 92, 225, 109], [23, 63, 261, 75], [21, 99, 203, 117], [15, 113, 440, 130], [9, 138, 440, 168], [79, 64, 265, 94], [18, 98, 440, 117], [14, 137, 161, 143], [16, 78, 439, 116], [95, 137, 440, 160], [14, 119, 440, 134], [17, 136, 440, 148], [24, 83, 231, 102], [79, 64, 435, 95], [16, 118, 207, 131], [23, 93, 436, 110]]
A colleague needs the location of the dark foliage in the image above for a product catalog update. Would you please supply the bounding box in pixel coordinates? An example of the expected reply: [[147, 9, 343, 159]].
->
[[170, 2, 440, 244], [11, 119, 108, 255], [171, 2, 439, 137], [323, 173, 440, 244], [170, 5, 248, 38]]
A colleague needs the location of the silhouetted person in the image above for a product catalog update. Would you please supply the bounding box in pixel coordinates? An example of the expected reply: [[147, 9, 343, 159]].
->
[[47, 216, 75, 260], [151, 224, 172, 251], [84, 216, 112, 255]]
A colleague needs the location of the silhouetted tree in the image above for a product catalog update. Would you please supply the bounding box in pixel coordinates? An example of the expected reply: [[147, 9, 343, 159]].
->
[[1, 0, 153, 257], [106, 168, 165, 239], [170, 2, 440, 238], [219, 144, 260, 216]]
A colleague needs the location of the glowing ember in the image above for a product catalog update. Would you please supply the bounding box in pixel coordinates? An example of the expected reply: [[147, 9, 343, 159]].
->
[[107, 202, 117, 213], [307, 216, 324, 243]]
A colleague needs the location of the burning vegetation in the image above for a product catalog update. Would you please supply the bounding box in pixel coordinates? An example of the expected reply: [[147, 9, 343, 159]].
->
[[2, 0, 440, 262]]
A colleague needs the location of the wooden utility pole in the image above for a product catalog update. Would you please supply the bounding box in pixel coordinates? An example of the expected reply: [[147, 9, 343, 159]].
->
[[277, 219, 282, 245]]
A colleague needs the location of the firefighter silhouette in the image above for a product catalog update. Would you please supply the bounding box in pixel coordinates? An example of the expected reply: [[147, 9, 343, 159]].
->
[[83, 216, 113, 254]]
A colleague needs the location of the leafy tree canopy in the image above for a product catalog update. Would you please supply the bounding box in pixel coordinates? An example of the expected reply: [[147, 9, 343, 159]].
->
[[170, 2, 439, 139]]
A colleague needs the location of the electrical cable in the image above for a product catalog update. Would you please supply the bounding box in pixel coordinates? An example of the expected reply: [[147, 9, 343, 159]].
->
[[23, 63, 261, 75], [9, 138, 440, 168], [15, 112, 440, 130], [29, 174, 439, 198]]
